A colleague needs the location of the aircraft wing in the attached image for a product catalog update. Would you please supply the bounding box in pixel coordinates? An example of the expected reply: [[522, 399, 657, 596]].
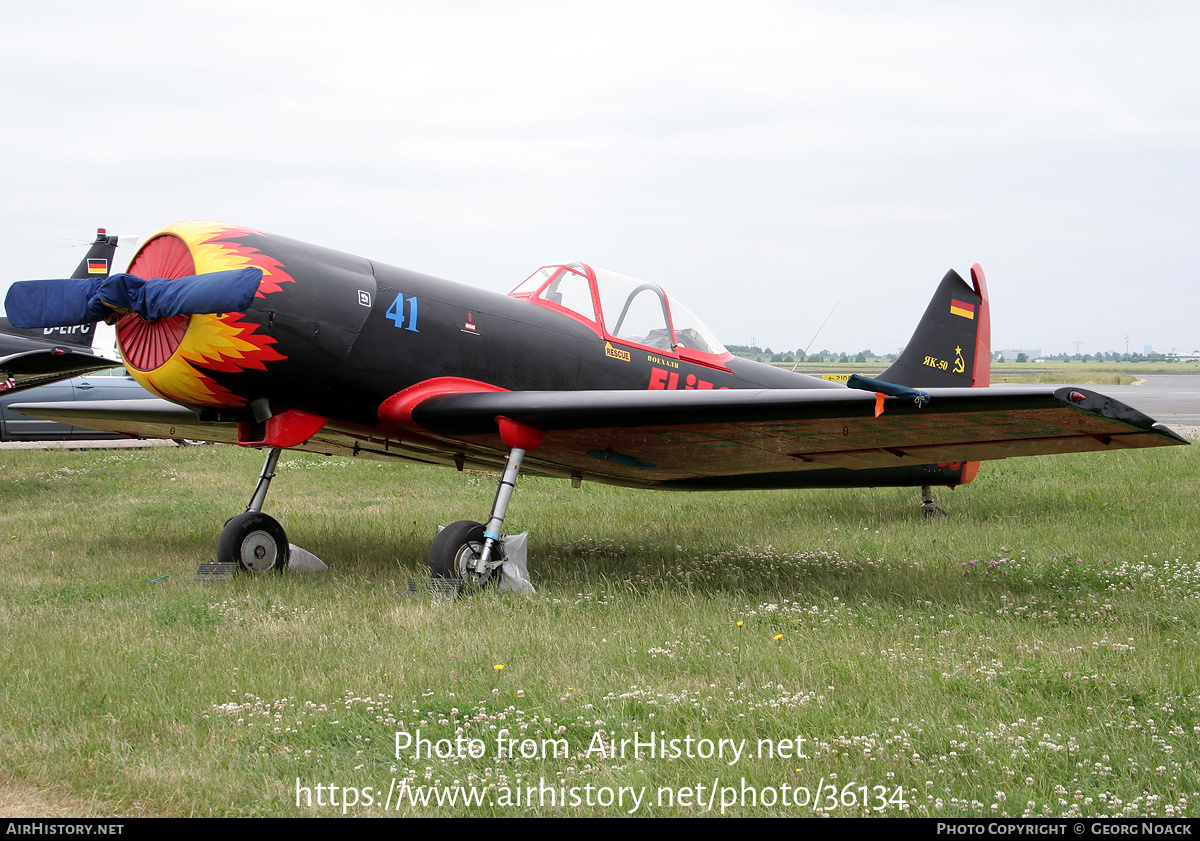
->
[[13, 385, 1187, 489], [398, 385, 1188, 488], [0, 348, 117, 394], [4, 398, 242, 443]]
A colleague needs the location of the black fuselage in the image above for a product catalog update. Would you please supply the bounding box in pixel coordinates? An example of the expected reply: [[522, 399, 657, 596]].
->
[[114, 226, 967, 490], [169, 232, 839, 426]]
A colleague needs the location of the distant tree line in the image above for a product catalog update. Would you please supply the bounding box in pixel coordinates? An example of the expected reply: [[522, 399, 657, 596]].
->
[[729, 346, 1196, 366], [999, 351, 1198, 363], [727, 346, 898, 365]]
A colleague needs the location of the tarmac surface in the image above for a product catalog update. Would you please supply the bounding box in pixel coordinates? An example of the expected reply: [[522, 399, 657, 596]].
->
[[1098, 373, 1200, 430]]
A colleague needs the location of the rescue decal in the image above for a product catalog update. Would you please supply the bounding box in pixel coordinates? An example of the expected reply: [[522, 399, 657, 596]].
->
[[462, 312, 480, 335], [604, 342, 631, 362]]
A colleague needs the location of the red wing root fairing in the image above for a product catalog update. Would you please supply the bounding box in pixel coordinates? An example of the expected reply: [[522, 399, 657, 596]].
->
[[4, 221, 1188, 584]]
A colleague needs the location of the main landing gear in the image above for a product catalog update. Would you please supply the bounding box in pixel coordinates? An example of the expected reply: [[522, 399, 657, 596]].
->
[[427, 418, 544, 586], [428, 520, 489, 583], [217, 446, 290, 572]]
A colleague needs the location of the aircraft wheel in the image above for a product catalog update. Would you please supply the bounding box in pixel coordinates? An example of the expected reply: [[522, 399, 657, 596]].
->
[[428, 520, 492, 584], [218, 512, 289, 572]]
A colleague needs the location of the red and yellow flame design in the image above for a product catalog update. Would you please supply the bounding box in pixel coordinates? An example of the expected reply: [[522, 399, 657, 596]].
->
[[118, 221, 290, 409]]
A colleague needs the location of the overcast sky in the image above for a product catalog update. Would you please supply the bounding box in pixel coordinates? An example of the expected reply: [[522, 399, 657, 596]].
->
[[2, 0, 1196, 356]]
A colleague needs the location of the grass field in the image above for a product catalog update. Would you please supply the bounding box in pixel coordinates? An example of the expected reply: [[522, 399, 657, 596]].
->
[[1, 437, 1198, 817]]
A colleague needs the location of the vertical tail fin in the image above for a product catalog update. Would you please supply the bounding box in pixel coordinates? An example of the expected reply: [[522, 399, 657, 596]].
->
[[878, 263, 990, 487], [878, 264, 990, 389], [70, 228, 120, 281]]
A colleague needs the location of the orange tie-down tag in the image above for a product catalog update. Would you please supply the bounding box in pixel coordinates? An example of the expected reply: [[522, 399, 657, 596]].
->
[[875, 392, 885, 417]]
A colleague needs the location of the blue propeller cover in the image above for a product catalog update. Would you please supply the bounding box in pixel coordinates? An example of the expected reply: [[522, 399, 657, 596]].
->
[[5, 267, 263, 328]]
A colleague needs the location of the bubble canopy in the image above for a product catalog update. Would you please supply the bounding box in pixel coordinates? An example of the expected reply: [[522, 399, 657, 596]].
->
[[509, 262, 730, 363]]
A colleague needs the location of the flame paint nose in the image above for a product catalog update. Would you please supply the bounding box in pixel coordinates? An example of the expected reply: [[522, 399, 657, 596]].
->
[[114, 223, 289, 409]]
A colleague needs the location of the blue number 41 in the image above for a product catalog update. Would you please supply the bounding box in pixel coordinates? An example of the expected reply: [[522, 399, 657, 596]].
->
[[386, 293, 420, 332]]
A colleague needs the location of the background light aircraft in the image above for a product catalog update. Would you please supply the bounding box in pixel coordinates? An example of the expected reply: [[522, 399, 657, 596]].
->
[[1, 229, 123, 391], [0, 229, 166, 442], [4, 221, 1187, 583]]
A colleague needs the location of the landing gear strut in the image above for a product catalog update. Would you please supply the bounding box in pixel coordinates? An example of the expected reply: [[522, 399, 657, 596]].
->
[[217, 446, 289, 572], [920, 484, 947, 519], [428, 418, 544, 585]]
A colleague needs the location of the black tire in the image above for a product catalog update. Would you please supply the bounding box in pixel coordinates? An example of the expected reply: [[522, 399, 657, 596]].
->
[[218, 512, 289, 572], [428, 520, 491, 582]]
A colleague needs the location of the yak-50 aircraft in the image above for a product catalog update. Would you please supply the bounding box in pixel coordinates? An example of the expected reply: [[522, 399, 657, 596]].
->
[[4, 221, 1187, 583]]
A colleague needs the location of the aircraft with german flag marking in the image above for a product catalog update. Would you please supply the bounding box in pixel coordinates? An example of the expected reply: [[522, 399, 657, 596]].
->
[[3, 221, 1187, 584], [0, 228, 121, 386]]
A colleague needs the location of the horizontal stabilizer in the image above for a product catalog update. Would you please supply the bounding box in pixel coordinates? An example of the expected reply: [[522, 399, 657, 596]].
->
[[4, 267, 263, 328]]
